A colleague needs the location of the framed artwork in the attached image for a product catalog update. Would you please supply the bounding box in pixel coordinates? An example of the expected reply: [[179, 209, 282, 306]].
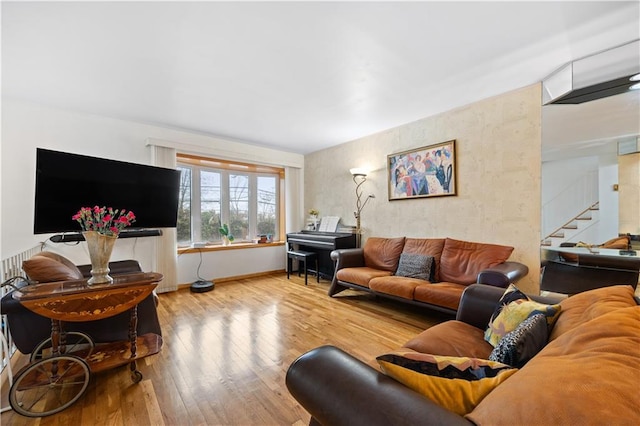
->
[[387, 140, 457, 200]]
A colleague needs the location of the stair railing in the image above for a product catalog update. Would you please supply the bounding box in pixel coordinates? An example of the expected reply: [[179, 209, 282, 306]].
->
[[541, 201, 600, 244], [542, 170, 598, 238]]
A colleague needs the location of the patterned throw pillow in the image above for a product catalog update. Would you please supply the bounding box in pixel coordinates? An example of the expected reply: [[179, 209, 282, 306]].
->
[[395, 253, 434, 281], [489, 313, 548, 367], [484, 284, 561, 347], [377, 351, 517, 416]]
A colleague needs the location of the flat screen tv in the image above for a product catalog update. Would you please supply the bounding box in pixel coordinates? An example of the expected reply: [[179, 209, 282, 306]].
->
[[34, 148, 181, 234]]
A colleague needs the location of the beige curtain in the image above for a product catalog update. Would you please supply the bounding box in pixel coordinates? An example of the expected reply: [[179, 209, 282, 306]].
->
[[285, 166, 303, 234], [150, 145, 178, 293]]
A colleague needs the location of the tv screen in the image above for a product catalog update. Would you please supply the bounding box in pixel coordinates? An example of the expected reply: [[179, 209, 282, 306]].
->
[[34, 148, 181, 234]]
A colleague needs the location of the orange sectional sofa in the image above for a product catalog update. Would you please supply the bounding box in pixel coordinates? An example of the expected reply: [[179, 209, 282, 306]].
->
[[287, 284, 640, 425], [329, 237, 528, 314]]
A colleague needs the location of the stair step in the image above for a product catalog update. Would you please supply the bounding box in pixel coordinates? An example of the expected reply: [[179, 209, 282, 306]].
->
[[543, 201, 600, 244]]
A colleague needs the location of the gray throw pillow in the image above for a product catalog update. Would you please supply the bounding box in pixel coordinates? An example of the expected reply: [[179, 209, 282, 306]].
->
[[395, 253, 434, 281]]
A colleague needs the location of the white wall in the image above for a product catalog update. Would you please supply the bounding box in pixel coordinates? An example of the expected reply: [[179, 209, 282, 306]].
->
[[177, 246, 284, 283], [541, 156, 599, 206], [1, 99, 303, 283], [541, 153, 620, 245], [598, 154, 620, 242]]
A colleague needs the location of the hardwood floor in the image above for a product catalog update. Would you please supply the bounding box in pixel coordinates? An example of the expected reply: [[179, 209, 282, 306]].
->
[[1, 273, 450, 425]]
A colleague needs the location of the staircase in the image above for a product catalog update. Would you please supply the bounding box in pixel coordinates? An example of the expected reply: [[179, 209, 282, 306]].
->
[[541, 201, 600, 246]]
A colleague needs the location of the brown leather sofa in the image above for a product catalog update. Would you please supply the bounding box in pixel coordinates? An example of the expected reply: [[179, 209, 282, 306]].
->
[[286, 284, 640, 425], [1, 252, 162, 356], [329, 237, 528, 314]]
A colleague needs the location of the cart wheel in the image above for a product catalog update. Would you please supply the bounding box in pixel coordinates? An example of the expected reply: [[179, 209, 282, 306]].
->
[[30, 332, 95, 362], [131, 370, 143, 383], [9, 355, 91, 417]]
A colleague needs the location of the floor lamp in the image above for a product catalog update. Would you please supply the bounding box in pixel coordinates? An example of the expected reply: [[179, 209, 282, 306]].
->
[[350, 168, 375, 247]]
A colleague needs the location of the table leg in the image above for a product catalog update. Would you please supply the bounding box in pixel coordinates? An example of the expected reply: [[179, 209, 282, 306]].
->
[[129, 305, 144, 382], [50, 319, 61, 378], [51, 319, 61, 356], [129, 305, 138, 359]]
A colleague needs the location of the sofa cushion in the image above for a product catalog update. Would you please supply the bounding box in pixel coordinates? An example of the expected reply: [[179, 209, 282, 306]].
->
[[439, 238, 513, 284], [363, 237, 406, 272], [369, 276, 423, 300], [395, 253, 433, 281], [468, 306, 640, 425], [403, 320, 494, 359], [549, 284, 637, 341], [402, 238, 446, 281], [377, 351, 517, 416], [23, 252, 84, 282], [413, 282, 466, 311], [336, 267, 392, 288], [488, 312, 548, 368], [484, 285, 561, 347]]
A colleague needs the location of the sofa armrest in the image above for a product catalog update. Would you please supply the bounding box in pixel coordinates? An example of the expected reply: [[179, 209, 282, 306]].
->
[[455, 284, 507, 329], [476, 261, 529, 288], [286, 345, 472, 426], [330, 248, 365, 269], [328, 249, 366, 296], [456, 284, 565, 329]]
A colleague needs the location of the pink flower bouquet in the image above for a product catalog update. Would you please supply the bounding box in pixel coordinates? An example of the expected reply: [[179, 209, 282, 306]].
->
[[73, 206, 136, 236]]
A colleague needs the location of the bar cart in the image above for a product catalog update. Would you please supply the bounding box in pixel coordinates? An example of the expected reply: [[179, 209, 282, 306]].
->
[[6, 272, 163, 417]]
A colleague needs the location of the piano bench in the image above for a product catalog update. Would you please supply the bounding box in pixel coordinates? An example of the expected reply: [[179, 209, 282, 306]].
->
[[287, 250, 319, 285]]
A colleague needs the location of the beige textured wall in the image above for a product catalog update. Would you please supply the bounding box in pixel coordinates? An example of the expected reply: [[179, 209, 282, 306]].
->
[[305, 84, 542, 293], [618, 152, 640, 235]]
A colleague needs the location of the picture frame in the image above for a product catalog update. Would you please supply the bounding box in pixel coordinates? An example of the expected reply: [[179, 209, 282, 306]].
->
[[387, 140, 457, 200]]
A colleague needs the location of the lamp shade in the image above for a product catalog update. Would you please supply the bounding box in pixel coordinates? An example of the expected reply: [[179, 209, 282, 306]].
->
[[350, 168, 368, 177]]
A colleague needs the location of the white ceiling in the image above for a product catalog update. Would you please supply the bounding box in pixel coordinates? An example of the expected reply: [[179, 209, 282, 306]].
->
[[2, 1, 639, 155]]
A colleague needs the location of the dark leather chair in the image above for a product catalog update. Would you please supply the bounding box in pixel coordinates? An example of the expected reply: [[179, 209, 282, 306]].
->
[[1, 258, 162, 356]]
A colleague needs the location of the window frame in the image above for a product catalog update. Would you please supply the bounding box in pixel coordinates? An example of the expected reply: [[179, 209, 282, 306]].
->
[[176, 154, 283, 246]]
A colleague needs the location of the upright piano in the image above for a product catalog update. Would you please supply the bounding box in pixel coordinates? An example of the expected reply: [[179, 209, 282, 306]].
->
[[286, 231, 358, 280]]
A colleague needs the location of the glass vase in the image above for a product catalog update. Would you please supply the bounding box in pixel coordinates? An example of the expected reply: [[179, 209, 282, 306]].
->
[[83, 231, 117, 285]]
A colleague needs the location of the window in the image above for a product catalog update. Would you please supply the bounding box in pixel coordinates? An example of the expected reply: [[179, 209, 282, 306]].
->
[[176, 154, 283, 246]]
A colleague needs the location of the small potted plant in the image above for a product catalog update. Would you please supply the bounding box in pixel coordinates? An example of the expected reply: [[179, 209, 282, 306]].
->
[[219, 223, 235, 246], [308, 209, 320, 231]]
